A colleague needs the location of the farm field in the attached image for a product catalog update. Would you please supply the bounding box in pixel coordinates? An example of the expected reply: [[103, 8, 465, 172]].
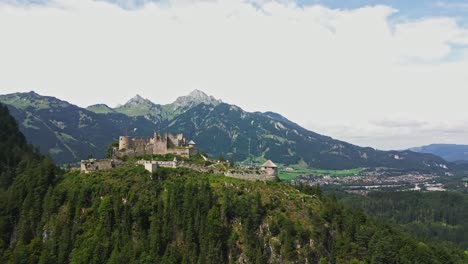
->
[[278, 165, 364, 181]]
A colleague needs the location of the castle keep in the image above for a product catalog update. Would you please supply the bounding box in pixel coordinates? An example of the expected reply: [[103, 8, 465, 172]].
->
[[115, 132, 198, 158]]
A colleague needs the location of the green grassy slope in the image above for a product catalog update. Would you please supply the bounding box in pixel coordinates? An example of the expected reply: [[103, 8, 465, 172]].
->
[[86, 104, 116, 114]]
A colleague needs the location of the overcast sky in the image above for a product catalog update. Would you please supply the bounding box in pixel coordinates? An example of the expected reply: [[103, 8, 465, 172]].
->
[[1, 0, 468, 150]]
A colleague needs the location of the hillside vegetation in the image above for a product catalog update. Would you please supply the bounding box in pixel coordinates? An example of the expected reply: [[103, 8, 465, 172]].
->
[[338, 191, 468, 250], [3, 165, 468, 263]]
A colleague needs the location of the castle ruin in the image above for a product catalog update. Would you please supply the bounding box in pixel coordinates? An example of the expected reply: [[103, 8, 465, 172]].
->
[[80, 159, 124, 174], [224, 160, 279, 181], [115, 132, 198, 158]]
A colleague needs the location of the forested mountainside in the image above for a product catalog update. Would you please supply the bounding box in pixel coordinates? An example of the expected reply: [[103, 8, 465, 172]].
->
[[1, 103, 467, 263], [0, 91, 450, 172], [337, 191, 468, 250], [0, 92, 156, 164]]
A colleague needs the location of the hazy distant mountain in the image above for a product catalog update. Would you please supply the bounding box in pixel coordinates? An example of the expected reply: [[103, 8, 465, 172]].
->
[[410, 144, 468, 163], [0, 91, 450, 171]]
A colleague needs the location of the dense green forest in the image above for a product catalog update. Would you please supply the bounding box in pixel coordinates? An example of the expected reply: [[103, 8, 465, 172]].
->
[[3, 167, 468, 264], [337, 191, 468, 250], [1, 103, 468, 263]]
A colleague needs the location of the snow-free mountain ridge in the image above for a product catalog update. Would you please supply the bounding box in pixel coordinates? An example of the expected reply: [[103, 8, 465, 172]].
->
[[0, 90, 451, 172]]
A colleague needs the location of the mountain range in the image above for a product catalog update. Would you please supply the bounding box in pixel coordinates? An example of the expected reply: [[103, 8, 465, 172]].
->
[[0, 90, 450, 171], [410, 144, 468, 163], [2, 103, 466, 263]]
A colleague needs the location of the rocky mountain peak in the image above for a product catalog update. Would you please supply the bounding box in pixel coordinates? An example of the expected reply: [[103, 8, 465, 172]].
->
[[172, 89, 221, 108], [124, 94, 154, 106], [188, 89, 210, 100], [115, 94, 163, 120], [26, 90, 39, 96]]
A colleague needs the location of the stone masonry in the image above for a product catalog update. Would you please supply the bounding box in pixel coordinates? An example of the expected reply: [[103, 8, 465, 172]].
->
[[115, 132, 198, 158]]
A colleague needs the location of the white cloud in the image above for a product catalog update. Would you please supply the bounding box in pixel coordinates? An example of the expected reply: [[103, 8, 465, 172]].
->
[[370, 119, 428, 128], [393, 17, 468, 61], [1, 0, 468, 150], [435, 1, 468, 10]]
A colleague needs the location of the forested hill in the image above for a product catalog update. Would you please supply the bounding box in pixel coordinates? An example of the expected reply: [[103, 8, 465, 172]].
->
[[338, 191, 468, 250], [0, 104, 55, 189], [0, 103, 28, 187], [0, 91, 451, 172], [0, 103, 58, 260], [0, 103, 467, 263]]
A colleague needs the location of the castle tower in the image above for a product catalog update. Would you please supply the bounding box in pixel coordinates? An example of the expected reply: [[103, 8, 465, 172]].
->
[[119, 136, 131, 150], [188, 140, 196, 148], [153, 131, 168, 155], [154, 131, 163, 141], [166, 132, 181, 147], [261, 160, 278, 177], [177, 133, 185, 146]]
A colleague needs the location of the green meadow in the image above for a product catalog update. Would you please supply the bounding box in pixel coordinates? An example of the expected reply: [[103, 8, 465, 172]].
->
[[278, 165, 364, 181]]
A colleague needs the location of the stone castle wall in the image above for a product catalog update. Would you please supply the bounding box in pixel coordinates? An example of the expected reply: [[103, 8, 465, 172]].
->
[[119, 136, 152, 151], [155, 161, 178, 168], [224, 172, 278, 181], [144, 162, 158, 173], [115, 132, 196, 158], [116, 148, 151, 157], [166, 148, 197, 158], [153, 139, 168, 154], [167, 133, 184, 147], [132, 137, 152, 149], [262, 167, 277, 176], [137, 160, 178, 170], [115, 147, 194, 158], [81, 159, 123, 173]]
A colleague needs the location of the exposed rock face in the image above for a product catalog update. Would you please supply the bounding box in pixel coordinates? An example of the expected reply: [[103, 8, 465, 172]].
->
[[114, 94, 164, 122], [172, 89, 222, 109], [111, 90, 221, 122], [125, 94, 146, 105]]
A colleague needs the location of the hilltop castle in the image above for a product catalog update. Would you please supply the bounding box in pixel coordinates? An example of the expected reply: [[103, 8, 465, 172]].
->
[[115, 132, 198, 158]]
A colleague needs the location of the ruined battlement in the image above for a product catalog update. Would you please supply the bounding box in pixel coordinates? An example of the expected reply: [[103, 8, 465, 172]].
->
[[80, 159, 124, 174], [115, 132, 197, 158], [224, 160, 279, 181], [224, 172, 278, 182]]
